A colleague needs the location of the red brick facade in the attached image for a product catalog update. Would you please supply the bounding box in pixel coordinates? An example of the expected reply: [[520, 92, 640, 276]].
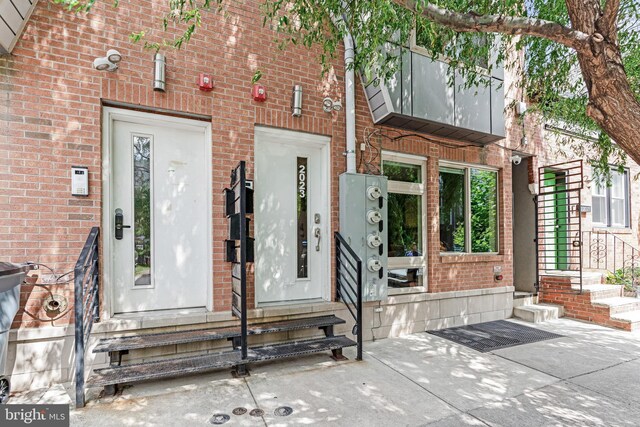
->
[[0, 0, 547, 329]]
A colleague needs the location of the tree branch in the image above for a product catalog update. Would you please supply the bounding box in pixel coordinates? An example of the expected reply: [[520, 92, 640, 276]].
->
[[599, 0, 620, 39], [402, 2, 591, 52]]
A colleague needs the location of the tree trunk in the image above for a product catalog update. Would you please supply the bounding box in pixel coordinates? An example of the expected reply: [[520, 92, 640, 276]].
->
[[566, 0, 640, 164], [578, 44, 640, 164]]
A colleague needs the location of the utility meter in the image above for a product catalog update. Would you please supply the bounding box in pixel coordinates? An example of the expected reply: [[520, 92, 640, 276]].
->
[[339, 173, 388, 301], [367, 186, 382, 200], [367, 233, 382, 248], [367, 209, 382, 224], [367, 258, 382, 272]]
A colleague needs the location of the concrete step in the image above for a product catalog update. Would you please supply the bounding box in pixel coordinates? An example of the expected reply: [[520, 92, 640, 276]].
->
[[591, 297, 640, 315], [513, 304, 564, 324], [513, 292, 537, 308], [543, 271, 604, 286], [610, 310, 640, 331], [571, 284, 624, 300]]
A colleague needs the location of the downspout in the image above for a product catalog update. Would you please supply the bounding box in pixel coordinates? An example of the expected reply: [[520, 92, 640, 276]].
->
[[343, 31, 357, 173]]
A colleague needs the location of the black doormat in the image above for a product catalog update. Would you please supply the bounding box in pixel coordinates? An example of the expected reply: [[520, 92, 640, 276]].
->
[[427, 320, 563, 353]]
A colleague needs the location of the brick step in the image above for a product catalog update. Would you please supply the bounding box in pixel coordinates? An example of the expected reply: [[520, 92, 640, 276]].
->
[[513, 304, 563, 324], [591, 297, 640, 315], [93, 315, 345, 354], [610, 310, 640, 331], [88, 335, 356, 388]]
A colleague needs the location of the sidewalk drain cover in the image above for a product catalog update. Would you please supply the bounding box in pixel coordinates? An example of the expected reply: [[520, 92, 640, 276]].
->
[[274, 406, 293, 417], [232, 407, 247, 415], [209, 414, 230, 425], [250, 409, 265, 417], [427, 320, 563, 353]]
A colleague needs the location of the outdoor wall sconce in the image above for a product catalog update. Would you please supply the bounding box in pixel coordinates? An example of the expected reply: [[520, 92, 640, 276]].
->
[[153, 53, 166, 92], [322, 97, 342, 113], [291, 85, 303, 117], [93, 49, 122, 72]]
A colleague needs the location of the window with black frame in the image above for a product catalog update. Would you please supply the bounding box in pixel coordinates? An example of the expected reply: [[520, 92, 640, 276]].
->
[[439, 163, 498, 254]]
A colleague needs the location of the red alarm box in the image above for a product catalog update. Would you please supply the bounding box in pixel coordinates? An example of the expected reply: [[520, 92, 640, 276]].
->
[[198, 73, 214, 91], [252, 84, 267, 102]]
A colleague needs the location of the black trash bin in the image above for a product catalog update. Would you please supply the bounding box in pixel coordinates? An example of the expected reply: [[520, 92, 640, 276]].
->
[[0, 262, 33, 404]]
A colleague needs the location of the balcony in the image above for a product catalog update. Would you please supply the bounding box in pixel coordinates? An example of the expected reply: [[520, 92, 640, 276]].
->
[[363, 47, 505, 144], [0, 0, 38, 54]]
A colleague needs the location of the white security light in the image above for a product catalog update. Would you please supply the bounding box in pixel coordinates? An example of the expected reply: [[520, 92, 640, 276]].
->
[[322, 97, 333, 113], [93, 57, 116, 71], [93, 48, 121, 72], [106, 49, 122, 63]]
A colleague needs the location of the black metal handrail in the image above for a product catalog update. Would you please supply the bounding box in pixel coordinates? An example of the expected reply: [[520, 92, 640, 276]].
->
[[583, 230, 640, 295], [74, 227, 100, 408], [335, 232, 363, 361]]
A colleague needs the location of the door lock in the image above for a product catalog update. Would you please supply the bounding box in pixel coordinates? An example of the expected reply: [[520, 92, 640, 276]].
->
[[115, 208, 131, 240]]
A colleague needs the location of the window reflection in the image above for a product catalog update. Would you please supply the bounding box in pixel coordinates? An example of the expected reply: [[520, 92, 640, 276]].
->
[[439, 167, 465, 252], [133, 135, 152, 286]]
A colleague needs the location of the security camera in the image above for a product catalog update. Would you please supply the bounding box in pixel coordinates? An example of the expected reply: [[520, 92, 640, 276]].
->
[[511, 155, 522, 166]]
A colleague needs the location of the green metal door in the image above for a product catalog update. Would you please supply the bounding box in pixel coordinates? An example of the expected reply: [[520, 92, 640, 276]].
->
[[544, 171, 568, 270]]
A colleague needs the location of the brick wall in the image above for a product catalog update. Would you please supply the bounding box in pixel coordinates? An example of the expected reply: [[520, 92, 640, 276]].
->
[[1, 0, 521, 328]]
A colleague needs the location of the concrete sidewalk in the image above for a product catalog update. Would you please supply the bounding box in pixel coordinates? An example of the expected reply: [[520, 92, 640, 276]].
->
[[11, 318, 640, 426]]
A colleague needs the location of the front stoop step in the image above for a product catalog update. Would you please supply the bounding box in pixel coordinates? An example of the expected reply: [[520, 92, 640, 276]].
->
[[513, 304, 564, 324], [88, 335, 356, 388], [93, 315, 346, 353], [610, 311, 640, 331], [592, 297, 640, 315]]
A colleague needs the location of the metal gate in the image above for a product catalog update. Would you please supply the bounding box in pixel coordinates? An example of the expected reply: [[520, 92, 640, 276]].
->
[[536, 160, 584, 293]]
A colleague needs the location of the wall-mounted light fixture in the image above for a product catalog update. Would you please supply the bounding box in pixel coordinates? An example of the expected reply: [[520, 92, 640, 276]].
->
[[153, 53, 166, 92], [93, 49, 122, 72], [291, 85, 303, 117], [322, 97, 342, 113]]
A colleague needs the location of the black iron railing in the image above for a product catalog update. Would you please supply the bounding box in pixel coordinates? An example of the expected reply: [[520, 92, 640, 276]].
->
[[335, 232, 363, 361], [537, 159, 584, 293], [74, 227, 100, 408], [583, 230, 640, 296]]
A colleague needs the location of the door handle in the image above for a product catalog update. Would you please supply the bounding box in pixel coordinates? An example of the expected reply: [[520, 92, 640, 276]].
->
[[115, 208, 131, 240], [314, 227, 321, 251]]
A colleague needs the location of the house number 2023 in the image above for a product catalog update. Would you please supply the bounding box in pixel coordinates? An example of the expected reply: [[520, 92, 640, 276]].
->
[[298, 164, 306, 199]]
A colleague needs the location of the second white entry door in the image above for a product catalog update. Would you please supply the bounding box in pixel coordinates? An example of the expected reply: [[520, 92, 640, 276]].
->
[[254, 128, 330, 305]]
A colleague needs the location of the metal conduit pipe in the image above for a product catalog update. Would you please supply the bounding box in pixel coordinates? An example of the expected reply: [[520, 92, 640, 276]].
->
[[331, 8, 357, 174], [343, 31, 357, 173]]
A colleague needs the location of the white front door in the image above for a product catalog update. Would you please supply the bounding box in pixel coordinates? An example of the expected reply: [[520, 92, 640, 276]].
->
[[254, 127, 330, 305], [108, 112, 210, 314]]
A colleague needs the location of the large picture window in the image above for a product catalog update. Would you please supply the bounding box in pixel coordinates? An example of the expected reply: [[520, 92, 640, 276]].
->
[[382, 153, 427, 290], [592, 168, 630, 228], [439, 163, 499, 253]]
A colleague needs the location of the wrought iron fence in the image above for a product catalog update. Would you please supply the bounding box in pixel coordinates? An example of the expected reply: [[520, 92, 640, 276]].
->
[[335, 232, 363, 361], [74, 227, 100, 408], [583, 230, 640, 296]]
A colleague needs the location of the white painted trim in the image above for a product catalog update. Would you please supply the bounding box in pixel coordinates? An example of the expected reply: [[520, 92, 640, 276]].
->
[[253, 126, 332, 307], [382, 151, 429, 291], [102, 107, 213, 319]]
